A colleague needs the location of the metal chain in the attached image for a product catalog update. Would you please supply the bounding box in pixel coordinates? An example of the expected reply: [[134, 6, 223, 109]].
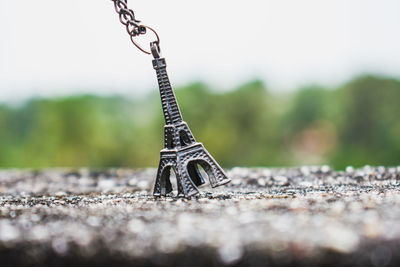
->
[[111, 0, 159, 55]]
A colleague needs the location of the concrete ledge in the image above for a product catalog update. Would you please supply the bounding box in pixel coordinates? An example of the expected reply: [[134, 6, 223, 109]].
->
[[0, 166, 399, 266]]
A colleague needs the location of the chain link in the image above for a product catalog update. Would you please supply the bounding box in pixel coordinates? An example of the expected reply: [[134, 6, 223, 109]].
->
[[111, 0, 159, 54], [112, 0, 145, 36]]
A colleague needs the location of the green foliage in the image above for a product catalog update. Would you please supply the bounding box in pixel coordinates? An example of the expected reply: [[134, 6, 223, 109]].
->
[[0, 74, 399, 169]]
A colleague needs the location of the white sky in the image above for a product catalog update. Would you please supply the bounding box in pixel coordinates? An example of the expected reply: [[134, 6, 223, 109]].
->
[[0, 0, 399, 102]]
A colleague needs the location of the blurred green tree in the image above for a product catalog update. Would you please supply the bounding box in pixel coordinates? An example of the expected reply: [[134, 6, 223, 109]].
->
[[0, 74, 399, 169]]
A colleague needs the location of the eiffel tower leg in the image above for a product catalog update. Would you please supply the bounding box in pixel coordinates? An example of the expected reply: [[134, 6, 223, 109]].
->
[[175, 163, 200, 198], [172, 165, 184, 198], [153, 158, 173, 197], [198, 160, 229, 188], [198, 161, 217, 187], [200, 149, 230, 188]]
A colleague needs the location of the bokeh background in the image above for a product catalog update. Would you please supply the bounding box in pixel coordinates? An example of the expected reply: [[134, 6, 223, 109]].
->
[[0, 0, 399, 169]]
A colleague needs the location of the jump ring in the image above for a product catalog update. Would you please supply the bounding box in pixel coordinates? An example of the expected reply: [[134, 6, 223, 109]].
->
[[130, 25, 160, 55]]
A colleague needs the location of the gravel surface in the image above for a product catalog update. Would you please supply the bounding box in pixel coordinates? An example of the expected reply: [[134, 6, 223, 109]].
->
[[0, 166, 400, 267]]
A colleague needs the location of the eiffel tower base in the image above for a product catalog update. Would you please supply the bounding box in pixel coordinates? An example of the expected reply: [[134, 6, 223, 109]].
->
[[153, 143, 230, 198]]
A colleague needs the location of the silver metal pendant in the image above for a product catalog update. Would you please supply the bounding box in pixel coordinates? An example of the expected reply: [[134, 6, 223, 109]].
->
[[150, 43, 230, 198]]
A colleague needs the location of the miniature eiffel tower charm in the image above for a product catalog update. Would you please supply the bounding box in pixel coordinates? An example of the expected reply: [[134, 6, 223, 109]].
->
[[150, 43, 230, 198]]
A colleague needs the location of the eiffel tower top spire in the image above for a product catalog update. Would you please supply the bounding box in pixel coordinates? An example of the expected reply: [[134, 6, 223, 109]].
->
[[151, 43, 183, 125]]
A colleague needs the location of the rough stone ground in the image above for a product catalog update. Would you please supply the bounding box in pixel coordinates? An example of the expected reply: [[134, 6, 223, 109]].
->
[[0, 166, 400, 267]]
